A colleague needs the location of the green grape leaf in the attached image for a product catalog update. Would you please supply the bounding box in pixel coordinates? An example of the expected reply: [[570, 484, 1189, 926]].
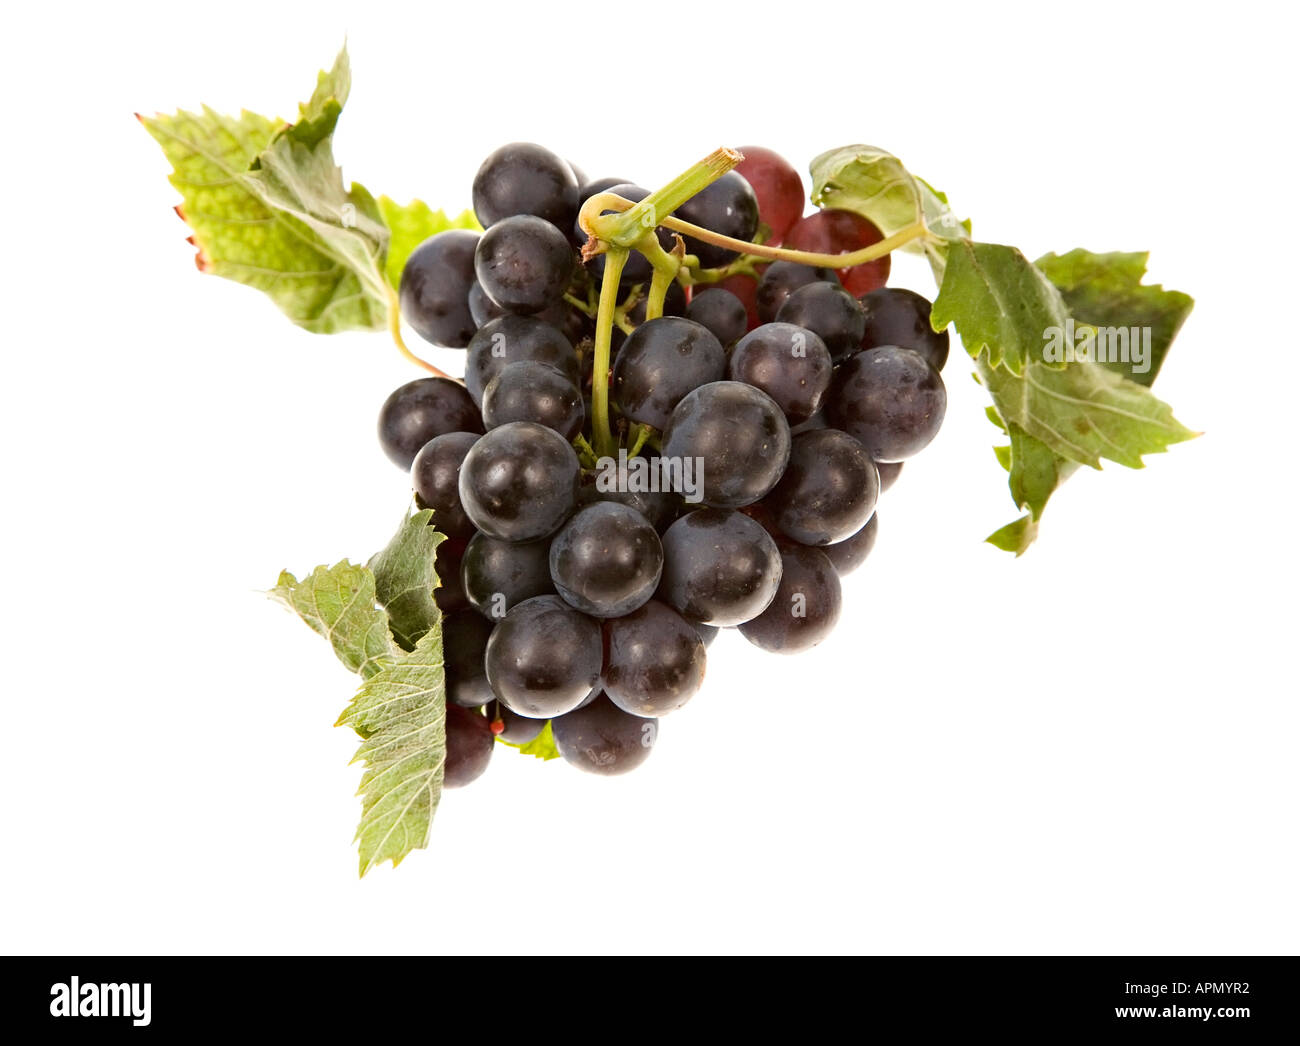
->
[[1036, 249, 1194, 387], [337, 629, 447, 876], [499, 720, 561, 761], [140, 46, 391, 334], [270, 562, 397, 679], [378, 198, 480, 289], [808, 145, 968, 281], [932, 240, 1076, 376], [368, 509, 445, 651], [978, 249, 1196, 553]]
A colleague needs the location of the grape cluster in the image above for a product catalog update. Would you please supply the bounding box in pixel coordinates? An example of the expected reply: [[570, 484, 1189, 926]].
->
[[379, 143, 949, 785]]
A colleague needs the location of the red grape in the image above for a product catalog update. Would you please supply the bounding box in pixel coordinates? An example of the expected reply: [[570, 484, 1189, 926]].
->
[[782, 210, 890, 296], [735, 146, 805, 244]]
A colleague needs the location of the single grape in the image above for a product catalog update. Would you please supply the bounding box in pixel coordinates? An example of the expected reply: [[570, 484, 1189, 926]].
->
[[686, 287, 748, 347], [551, 694, 657, 775], [858, 287, 950, 371], [489, 701, 545, 745], [549, 502, 663, 618], [673, 171, 760, 267], [434, 536, 470, 614], [658, 508, 782, 626], [472, 142, 579, 231], [461, 531, 554, 621], [782, 210, 890, 296], [711, 273, 761, 331], [378, 377, 483, 470], [826, 346, 947, 461], [875, 460, 903, 491], [661, 381, 791, 508], [765, 429, 879, 545], [577, 460, 681, 533], [459, 421, 580, 541], [603, 600, 706, 717], [482, 360, 583, 440], [444, 704, 495, 787], [822, 512, 878, 575], [612, 317, 726, 430], [727, 322, 833, 424], [735, 146, 805, 243], [738, 545, 841, 654], [474, 215, 574, 315], [756, 260, 840, 323], [398, 229, 480, 348], [465, 315, 578, 406], [411, 432, 480, 540], [443, 609, 495, 708], [776, 281, 866, 363], [484, 595, 603, 718], [467, 280, 507, 328]]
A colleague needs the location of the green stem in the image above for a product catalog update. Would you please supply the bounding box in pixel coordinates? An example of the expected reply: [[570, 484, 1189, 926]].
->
[[591, 248, 628, 459]]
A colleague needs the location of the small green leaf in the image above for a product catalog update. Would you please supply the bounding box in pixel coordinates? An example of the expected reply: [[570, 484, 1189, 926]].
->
[[809, 145, 967, 281], [270, 562, 397, 679], [141, 46, 391, 334], [933, 240, 1074, 375], [986, 515, 1039, 556], [368, 508, 445, 651], [499, 720, 561, 761], [378, 198, 480, 290], [976, 349, 1196, 471], [338, 629, 446, 876], [1036, 249, 1194, 387]]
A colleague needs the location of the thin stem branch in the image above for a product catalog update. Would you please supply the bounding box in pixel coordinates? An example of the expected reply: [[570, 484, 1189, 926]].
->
[[591, 249, 628, 459], [384, 282, 451, 379]]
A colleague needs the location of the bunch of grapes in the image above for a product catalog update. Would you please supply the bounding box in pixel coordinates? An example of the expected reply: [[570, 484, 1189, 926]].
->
[[378, 143, 949, 785]]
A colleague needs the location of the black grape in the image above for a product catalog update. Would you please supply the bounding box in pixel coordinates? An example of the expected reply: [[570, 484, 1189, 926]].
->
[[776, 281, 866, 363], [661, 381, 791, 508], [411, 432, 479, 540], [603, 600, 706, 716], [674, 171, 759, 267], [461, 532, 554, 621], [475, 215, 574, 314], [876, 460, 903, 491], [549, 502, 663, 618], [482, 360, 584, 439], [658, 508, 782, 626], [765, 429, 879, 545], [465, 315, 578, 406], [472, 142, 579, 231], [489, 701, 545, 745], [822, 513, 878, 576], [686, 287, 748, 346], [551, 694, 657, 775], [484, 595, 603, 718], [826, 346, 947, 461], [756, 260, 840, 323], [444, 705, 494, 787], [727, 322, 833, 425], [398, 229, 480, 348], [738, 545, 841, 654], [858, 287, 950, 371], [612, 317, 726, 430], [378, 377, 483, 470], [458, 421, 580, 541], [467, 280, 507, 327], [443, 609, 495, 708]]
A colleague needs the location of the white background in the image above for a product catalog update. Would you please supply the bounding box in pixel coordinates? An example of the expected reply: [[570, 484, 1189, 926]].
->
[[1, 1, 1295, 955]]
